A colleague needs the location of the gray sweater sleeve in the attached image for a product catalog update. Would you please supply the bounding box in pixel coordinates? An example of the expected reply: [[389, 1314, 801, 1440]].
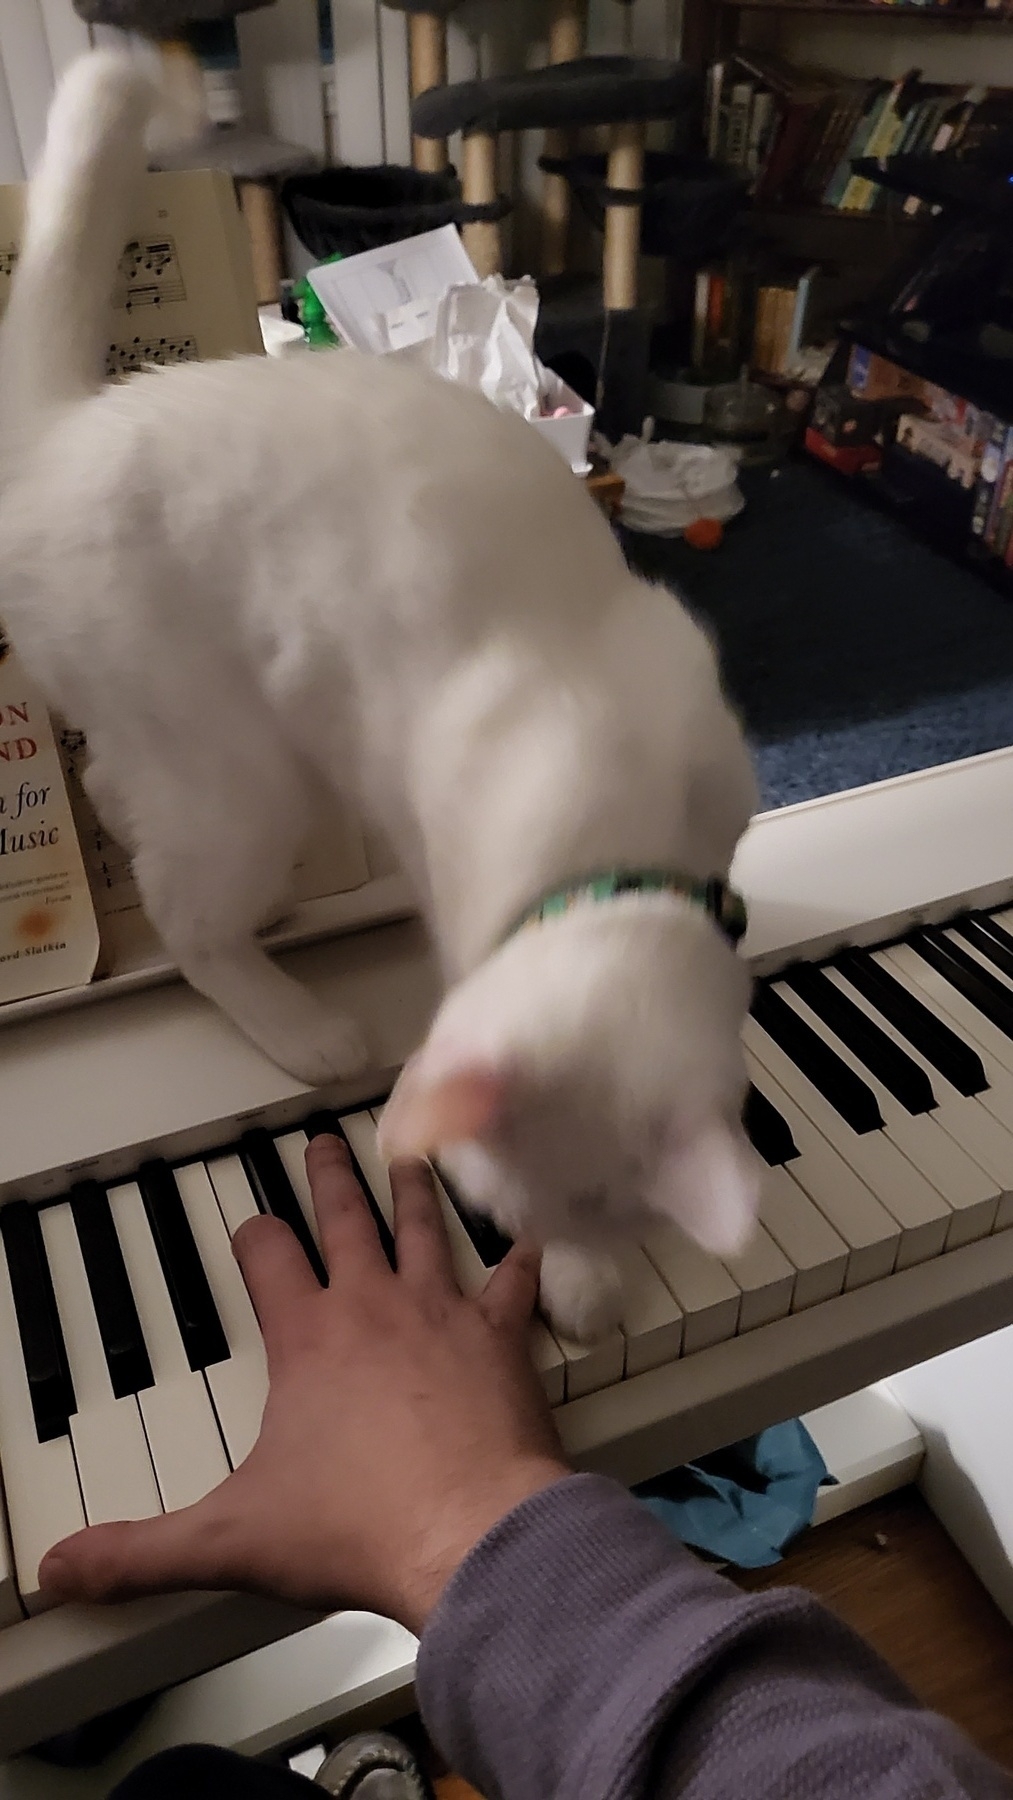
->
[[415, 1472, 1013, 1800]]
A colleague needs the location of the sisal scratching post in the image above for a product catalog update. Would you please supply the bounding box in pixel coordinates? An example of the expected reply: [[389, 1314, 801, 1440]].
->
[[409, 11, 448, 172], [461, 132, 501, 277], [238, 178, 284, 304], [602, 119, 644, 311], [539, 0, 586, 279]]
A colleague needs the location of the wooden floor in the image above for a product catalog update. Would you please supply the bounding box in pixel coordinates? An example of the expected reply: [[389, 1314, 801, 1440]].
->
[[735, 1487, 1013, 1771]]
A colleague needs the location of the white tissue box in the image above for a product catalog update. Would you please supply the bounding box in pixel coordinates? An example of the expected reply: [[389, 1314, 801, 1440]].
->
[[531, 368, 594, 475]]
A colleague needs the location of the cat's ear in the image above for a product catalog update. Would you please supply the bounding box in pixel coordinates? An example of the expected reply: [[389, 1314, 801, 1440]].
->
[[377, 1057, 507, 1159], [647, 1118, 760, 1255]]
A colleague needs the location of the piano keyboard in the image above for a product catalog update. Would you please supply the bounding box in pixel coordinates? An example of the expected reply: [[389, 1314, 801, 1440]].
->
[[4, 904, 1013, 1626]]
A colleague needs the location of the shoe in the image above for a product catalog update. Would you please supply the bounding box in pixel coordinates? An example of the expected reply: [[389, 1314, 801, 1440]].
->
[[314, 1731, 434, 1800]]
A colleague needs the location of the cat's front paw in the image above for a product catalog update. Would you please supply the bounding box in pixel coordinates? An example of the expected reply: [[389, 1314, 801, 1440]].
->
[[539, 1242, 623, 1344], [266, 1013, 370, 1087]]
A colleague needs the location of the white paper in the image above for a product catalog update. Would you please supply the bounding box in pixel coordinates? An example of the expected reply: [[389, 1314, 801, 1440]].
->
[[307, 224, 478, 354]]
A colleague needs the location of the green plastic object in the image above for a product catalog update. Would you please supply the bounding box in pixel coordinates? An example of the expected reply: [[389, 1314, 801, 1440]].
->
[[294, 250, 343, 349]]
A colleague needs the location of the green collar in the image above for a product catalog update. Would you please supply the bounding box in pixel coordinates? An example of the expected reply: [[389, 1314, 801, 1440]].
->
[[507, 869, 748, 947]]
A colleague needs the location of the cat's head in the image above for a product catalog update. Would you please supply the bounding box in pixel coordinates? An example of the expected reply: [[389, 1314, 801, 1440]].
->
[[378, 895, 760, 1257]]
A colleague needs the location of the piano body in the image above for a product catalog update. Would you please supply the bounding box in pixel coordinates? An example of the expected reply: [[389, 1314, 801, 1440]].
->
[[2, 747, 1013, 1756]]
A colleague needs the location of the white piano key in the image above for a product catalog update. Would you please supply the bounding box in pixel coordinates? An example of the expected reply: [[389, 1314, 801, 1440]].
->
[[773, 981, 998, 1249], [106, 1181, 231, 1513], [0, 1239, 83, 1617], [757, 1163, 849, 1310], [746, 1059, 899, 1288], [743, 1015, 949, 1268], [877, 946, 1013, 1231], [883, 940, 1013, 1087], [824, 963, 1013, 1231], [945, 925, 1013, 996], [183, 1160, 268, 1469], [640, 1223, 741, 1352], [40, 1204, 162, 1527], [720, 1213, 796, 1332], [881, 943, 1013, 1082], [272, 1131, 321, 1250], [614, 1243, 684, 1377]]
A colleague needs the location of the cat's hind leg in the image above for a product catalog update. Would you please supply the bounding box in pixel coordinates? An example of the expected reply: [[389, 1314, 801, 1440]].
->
[[125, 738, 368, 1087]]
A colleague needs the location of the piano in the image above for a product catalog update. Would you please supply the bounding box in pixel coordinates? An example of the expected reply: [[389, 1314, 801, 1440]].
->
[[2, 745, 1013, 1759]]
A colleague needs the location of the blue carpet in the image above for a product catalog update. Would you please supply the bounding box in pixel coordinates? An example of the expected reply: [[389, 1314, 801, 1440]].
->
[[620, 460, 1013, 810]]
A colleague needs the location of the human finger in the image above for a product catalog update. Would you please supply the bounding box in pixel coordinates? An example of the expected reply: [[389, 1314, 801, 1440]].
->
[[305, 1133, 392, 1282], [232, 1212, 321, 1346], [39, 1491, 240, 1605], [390, 1159, 458, 1296], [478, 1241, 542, 1332]]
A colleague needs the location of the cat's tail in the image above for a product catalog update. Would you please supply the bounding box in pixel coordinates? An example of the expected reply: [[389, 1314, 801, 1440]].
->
[[0, 50, 158, 467]]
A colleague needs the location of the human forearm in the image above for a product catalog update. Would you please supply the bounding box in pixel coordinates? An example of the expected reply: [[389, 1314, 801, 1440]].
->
[[417, 1474, 1013, 1800]]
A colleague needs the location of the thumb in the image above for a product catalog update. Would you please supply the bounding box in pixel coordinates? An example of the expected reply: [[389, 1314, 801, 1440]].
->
[[39, 1490, 239, 1605]]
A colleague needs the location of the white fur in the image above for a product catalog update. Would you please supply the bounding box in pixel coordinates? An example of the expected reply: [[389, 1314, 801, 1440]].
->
[[0, 52, 762, 1341]]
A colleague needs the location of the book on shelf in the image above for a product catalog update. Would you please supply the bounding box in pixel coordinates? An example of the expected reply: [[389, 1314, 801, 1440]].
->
[[706, 54, 1013, 217], [693, 254, 825, 381]]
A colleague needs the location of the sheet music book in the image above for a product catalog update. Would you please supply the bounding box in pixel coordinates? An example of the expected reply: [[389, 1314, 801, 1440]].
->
[[0, 168, 371, 999], [0, 642, 99, 1005], [0, 166, 265, 368]]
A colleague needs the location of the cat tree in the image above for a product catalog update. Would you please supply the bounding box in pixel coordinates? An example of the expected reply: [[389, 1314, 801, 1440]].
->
[[72, 0, 317, 303]]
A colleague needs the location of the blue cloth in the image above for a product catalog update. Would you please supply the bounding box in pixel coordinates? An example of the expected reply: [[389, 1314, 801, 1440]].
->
[[636, 1419, 833, 1569]]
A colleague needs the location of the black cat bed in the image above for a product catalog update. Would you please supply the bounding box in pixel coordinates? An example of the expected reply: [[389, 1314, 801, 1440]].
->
[[280, 165, 508, 263], [538, 150, 748, 263], [411, 55, 698, 142], [73, 0, 267, 23], [379, 0, 462, 12]]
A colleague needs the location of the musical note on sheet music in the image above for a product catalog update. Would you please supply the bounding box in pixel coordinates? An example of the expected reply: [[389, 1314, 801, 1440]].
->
[[57, 728, 139, 917], [114, 236, 186, 312], [0, 244, 16, 283], [106, 335, 198, 377]]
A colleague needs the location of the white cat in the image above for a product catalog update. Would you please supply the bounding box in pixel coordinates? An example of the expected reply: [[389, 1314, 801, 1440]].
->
[[0, 51, 762, 1342]]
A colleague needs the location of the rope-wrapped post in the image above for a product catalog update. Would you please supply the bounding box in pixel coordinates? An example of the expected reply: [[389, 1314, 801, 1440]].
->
[[409, 11, 449, 172], [539, 0, 586, 278], [602, 119, 644, 311], [461, 131, 501, 276]]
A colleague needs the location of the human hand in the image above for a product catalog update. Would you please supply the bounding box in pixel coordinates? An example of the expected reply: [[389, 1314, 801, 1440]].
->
[[39, 1137, 570, 1633]]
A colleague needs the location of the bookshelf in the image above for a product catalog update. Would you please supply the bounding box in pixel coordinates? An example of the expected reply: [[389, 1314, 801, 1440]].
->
[[717, 3, 1013, 18], [683, 0, 1013, 68]]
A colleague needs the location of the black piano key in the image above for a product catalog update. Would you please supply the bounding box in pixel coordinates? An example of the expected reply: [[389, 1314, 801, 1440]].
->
[[910, 927, 1013, 1045], [0, 1202, 76, 1443], [70, 1181, 154, 1399], [435, 1165, 513, 1269], [833, 949, 987, 1098], [137, 1161, 229, 1372], [240, 1128, 328, 1285], [751, 984, 884, 1134], [955, 912, 1013, 985], [303, 1110, 396, 1269], [743, 1084, 798, 1167], [783, 963, 936, 1116]]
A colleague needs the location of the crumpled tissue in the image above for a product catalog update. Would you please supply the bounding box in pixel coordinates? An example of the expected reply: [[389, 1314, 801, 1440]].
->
[[424, 276, 543, 421]]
